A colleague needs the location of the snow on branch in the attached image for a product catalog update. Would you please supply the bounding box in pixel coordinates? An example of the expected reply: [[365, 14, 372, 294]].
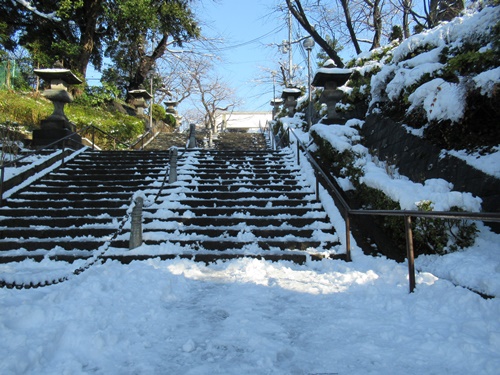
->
[[12, 0, 61, 22]]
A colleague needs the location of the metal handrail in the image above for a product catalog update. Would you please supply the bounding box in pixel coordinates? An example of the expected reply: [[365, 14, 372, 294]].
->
[[280, 125, 500, 293]]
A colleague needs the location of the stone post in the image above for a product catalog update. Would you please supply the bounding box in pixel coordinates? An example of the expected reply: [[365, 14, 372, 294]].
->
[[188, 123, 197, 148], [129, 196, 143, 249], [169, 147, 178, 183]]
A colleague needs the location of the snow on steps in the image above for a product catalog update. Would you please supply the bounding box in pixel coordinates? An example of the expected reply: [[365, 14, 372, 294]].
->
[[107, 149, 344, 264], [0, 150, 171, 263], [0, 148, 344, 266]]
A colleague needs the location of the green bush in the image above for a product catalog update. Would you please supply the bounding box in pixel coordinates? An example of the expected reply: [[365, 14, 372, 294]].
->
[[151, 103, 166, 122]]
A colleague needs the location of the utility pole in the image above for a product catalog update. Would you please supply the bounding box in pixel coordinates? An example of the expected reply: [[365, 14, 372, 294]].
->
[[288, 8, 293, 83]]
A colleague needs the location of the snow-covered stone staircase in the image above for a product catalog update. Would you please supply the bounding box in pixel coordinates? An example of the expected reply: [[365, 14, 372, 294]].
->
[[108, 148, 343, 264], [0, 150, 170, 263]]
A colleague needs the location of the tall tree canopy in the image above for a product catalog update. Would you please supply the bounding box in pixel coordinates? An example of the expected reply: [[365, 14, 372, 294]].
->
[[0, 0, 199, 86], [104, 0, 200, 96]]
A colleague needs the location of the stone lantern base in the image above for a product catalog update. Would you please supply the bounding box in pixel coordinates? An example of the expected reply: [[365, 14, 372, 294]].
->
[[33, 127, 82, 148]]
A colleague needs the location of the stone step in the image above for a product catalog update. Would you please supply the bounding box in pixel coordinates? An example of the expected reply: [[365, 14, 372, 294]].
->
[[0, 239, 106, 253], [182, 191, 316, 200], [12, 192, 134, 201], [3, 199, 129, 209], [173, 199, 321, 208], [137, 228, 336, 240], [0, 216, 117, 227], [187, 178, 301, 186], [24, 185, 153, 193], [139, 216, 326, 227], [131, 239, 335, 251], [0, 227, 116, 240], [102, 253, 340, 265], [32, 180, 154, 188], [42, 173, 161, 181], [184, 184, 307, 192], [186, 172, 301, 180], [142, 206, 325, 217], [0, 207, 126, 218], [0, 252, 93, 264]]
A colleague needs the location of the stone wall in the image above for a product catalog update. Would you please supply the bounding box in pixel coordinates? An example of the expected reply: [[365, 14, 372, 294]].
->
[[360, 113, 499, 231]]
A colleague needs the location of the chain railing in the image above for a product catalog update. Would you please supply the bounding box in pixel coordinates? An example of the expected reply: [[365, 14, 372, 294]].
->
[[276, 124, 500, 293]]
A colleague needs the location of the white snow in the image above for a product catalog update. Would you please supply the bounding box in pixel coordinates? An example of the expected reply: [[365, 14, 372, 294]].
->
[[1, 5, 499, 374]]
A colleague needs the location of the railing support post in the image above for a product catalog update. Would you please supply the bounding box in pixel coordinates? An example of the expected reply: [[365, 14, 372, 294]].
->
[[0, 165, 4, 206], [169, 147, 178, 183], [129, 196, 144, 250], [404, 215, 416, 293], [92, 126, 95, 150], [345, 214, 352, 262]]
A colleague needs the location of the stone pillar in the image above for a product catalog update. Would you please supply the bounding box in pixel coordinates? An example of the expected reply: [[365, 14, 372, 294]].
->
[[188, 123, 197, 148], [169, 147, 178, 183], [129, 196, 143, 249]]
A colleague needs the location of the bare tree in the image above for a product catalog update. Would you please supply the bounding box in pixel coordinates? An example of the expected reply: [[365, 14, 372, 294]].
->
[[285, 0, 345, 67], [284, 0, 400, 61], [184, 57, 239, 132], [409, 0, 465, 31]]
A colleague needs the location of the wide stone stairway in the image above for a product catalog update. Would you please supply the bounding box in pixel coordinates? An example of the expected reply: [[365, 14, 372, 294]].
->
[[107, 148, 342, 263], [0, 132, 344, 276]]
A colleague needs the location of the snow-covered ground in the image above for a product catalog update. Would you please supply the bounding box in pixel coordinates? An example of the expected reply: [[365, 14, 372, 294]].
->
[[1, 136, 499, 374], [0, 254, 499, 375]]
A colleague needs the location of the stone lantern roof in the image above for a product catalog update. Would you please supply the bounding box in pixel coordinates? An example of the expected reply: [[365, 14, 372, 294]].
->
[[281, 87, 302, 100], [270, 98, 283, 105], [312, 59, 352, 87], [129, 89, 152, 99], [34, 68, 82, 86]]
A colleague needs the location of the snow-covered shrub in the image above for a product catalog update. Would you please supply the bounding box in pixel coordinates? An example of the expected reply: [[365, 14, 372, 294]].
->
[[415, 200, 478, 254], [365, 5, 500, 151], [310, 121, 480, 257]]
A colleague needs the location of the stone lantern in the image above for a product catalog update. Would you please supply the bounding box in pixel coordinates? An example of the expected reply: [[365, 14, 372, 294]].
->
[[270, 98, 283, 120], [164, 100, 180, 128], [129, 89, 152, 116], [33, 63, 83, 147], [281, 87, 302, 117], [312, 59, 352, 124], [164, 100, 178, 115]]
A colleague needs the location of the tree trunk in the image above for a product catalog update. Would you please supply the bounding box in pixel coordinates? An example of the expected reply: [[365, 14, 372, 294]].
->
[[285, 0, 345, 67], [402, 0, 412, 39], [128, 33, 169, 97], [370, 0, 382, 50], [340, 0, 362, 55], [76, 0, 101, 78]]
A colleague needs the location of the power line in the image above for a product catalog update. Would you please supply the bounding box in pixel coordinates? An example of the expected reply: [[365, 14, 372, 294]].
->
[[212, 24, 286, 52]]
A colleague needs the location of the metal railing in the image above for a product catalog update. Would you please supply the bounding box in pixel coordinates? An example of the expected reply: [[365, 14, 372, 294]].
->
[[275, 124, 500, 293]]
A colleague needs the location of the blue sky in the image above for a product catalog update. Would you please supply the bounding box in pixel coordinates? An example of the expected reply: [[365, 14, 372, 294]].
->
[[192, 0, 314, 112]]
